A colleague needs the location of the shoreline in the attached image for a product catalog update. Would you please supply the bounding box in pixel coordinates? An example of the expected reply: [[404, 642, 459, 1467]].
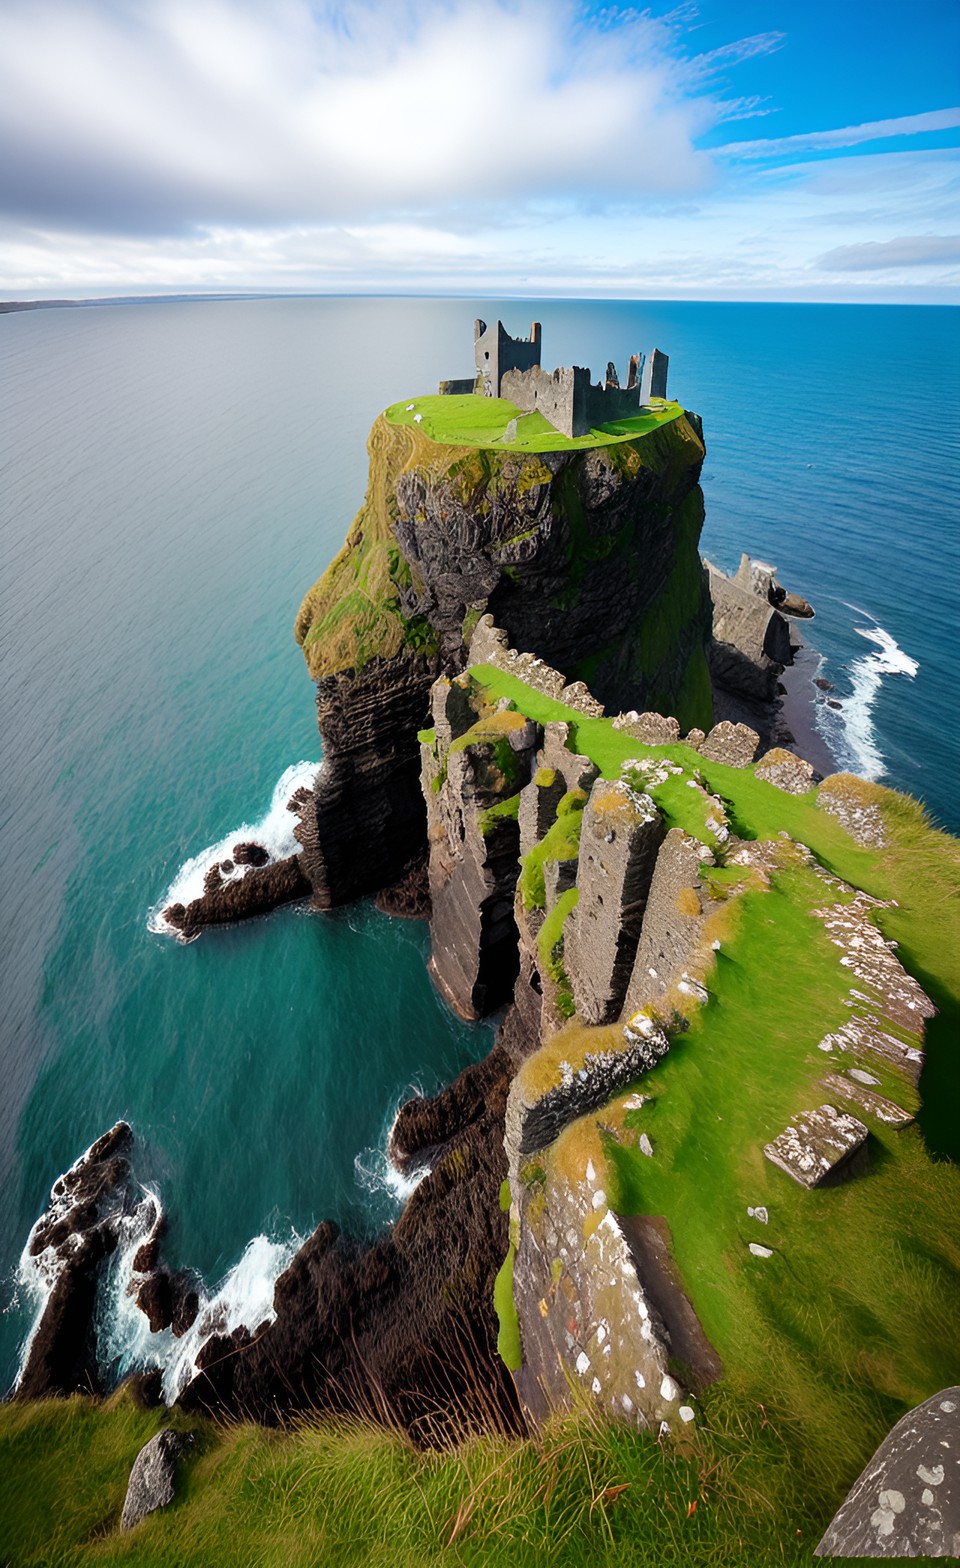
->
[[777, 630, 842, 780]]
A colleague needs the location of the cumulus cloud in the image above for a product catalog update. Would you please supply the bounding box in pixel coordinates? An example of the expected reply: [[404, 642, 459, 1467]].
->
[[718, 107, 960, 161], [817, 234, 960, 271], [0, 0, 777, 235]]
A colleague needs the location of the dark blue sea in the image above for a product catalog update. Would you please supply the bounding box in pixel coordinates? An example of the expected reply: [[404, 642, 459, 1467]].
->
[[1, 297, 957, 1394]]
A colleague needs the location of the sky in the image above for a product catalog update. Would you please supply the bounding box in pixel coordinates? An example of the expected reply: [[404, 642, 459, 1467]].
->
[[1, 0, 958, 302]]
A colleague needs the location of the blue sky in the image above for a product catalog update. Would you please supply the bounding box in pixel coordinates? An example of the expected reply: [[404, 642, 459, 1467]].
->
[[1, 0, 957, 300]]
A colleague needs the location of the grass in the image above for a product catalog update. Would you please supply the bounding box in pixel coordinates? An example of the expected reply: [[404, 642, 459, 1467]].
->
[[518, 790, 586, 909], [2, 1384, 933, 1567], [385, 393, 685, 453], [475, 657, 959, 1520], [295, 415, 446, 679]]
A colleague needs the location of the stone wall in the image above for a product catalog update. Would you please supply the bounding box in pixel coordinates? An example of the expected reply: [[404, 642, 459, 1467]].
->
[[475, 318, 542, 397]]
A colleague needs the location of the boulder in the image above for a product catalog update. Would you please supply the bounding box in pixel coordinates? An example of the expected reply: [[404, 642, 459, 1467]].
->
[[815, 1388, 960, 1557], [699, 720, 759, 768], [764, 1103, 869, 1188], [121, 1429, 193, 1531], [755, 747, 816, 795], [232, 841, 270, 867]]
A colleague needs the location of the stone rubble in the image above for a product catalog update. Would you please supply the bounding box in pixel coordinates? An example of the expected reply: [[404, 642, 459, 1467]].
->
[[764, 1103, 870, 1188]]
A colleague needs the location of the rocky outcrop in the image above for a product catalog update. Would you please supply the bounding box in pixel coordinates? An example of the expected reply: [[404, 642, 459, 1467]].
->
[[815, 1388, 960, 1558], [294, 654, 439, 908], [564, 779, 665, 1025], [421, 675, 537, 1019], [706, 560, 793, 705], [16, 1125, 138, 1400], [165, 853, 310, 937], [178, 1028, 523, 1440], [620, 828, 714, 1021]]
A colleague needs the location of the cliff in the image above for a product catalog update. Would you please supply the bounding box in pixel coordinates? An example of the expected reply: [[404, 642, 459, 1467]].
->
[[293, 401, 712, 906]]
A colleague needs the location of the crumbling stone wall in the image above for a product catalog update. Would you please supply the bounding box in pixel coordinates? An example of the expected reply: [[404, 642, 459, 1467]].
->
[[475, 318, 542, 397]]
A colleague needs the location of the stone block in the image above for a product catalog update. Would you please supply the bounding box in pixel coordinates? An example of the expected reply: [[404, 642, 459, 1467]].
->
[[121, 1430, 193, 1531], [763, 1103, 870, 1188], [699, 720, 760, 767], [755, 747, 816, 794], [622, 829, 713, 1019], [815, 1388, 960, 1557]]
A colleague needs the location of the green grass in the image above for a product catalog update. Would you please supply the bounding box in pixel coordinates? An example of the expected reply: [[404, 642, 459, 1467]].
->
[[476, 658, 959, 1507], [385, 394, 685, 453], [537, 887, 580, 1018], [518, 792, 586, 909], [2, 1386, 928, 1567]]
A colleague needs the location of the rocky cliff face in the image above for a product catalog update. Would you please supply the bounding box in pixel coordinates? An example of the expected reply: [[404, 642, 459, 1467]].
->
[[293, 411, 711, 907]]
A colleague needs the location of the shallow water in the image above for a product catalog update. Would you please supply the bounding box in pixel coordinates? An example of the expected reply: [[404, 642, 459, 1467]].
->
[[1, 296, 957, 1391]]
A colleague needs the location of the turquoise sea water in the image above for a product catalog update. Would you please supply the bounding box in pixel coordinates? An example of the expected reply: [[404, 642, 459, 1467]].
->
[[1, 298, 958, 1392]]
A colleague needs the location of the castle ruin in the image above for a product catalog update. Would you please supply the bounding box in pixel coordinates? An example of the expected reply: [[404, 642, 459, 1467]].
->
[[439, 319, 669, 440]]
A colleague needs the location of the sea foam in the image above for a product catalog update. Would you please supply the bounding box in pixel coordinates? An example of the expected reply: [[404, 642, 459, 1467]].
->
[[148, 759, 317, 937], [817, 614, 919, 782]]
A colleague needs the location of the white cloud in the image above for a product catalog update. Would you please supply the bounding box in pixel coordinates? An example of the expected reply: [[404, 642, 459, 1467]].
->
[[817, 235, 960, 271], [0, 2, 957, 301], [718, 107, 960, 161], [0, 0, 742, 233]]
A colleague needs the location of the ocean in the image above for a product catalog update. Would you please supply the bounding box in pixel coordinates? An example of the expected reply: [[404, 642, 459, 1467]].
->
[[1, 296, 957, 1395]]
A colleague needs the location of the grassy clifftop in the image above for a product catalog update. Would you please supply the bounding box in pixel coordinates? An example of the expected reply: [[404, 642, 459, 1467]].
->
[[295, 403, 709, 720], [469, 658, 959, 1485], [294, 414, 446, 680], [385, 391, 685, 452]]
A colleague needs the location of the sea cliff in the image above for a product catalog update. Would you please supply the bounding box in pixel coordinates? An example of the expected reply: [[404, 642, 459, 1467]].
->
[[291, 402, 712, 906]]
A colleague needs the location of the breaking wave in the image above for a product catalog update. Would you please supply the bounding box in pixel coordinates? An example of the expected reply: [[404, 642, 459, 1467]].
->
[[353, 1085, 431, 1227], [8, 1128, 304, 1405], [100, 1226, 303, 1405], [147, 759, 317, 937], [817, 612, 919, 781]]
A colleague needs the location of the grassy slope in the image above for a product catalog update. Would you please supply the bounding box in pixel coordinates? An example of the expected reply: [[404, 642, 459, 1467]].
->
[[470, 661, 960, 1508], [0, 1386, 918, 1567], [385, 393, 684, 452]]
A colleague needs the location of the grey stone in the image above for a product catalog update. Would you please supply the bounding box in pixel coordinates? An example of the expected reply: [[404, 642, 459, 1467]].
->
[[621, 828, 712, 1020], [121, 1429, 192, 1531], [706, 562, 793, 703], [821, 1072, 914, 1128], [699, 719, 760, 768], [815, 1388, 960, 1557], [755, 747, 815, 795], [612, 711, 681, 745], [764, 1103, 870, 1188]]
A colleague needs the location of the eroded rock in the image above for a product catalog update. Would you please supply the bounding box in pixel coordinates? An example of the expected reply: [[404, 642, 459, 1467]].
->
[[699, 720, 759, 767], [755, 747, 816, 795], [565, 778, 665, 1025]]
